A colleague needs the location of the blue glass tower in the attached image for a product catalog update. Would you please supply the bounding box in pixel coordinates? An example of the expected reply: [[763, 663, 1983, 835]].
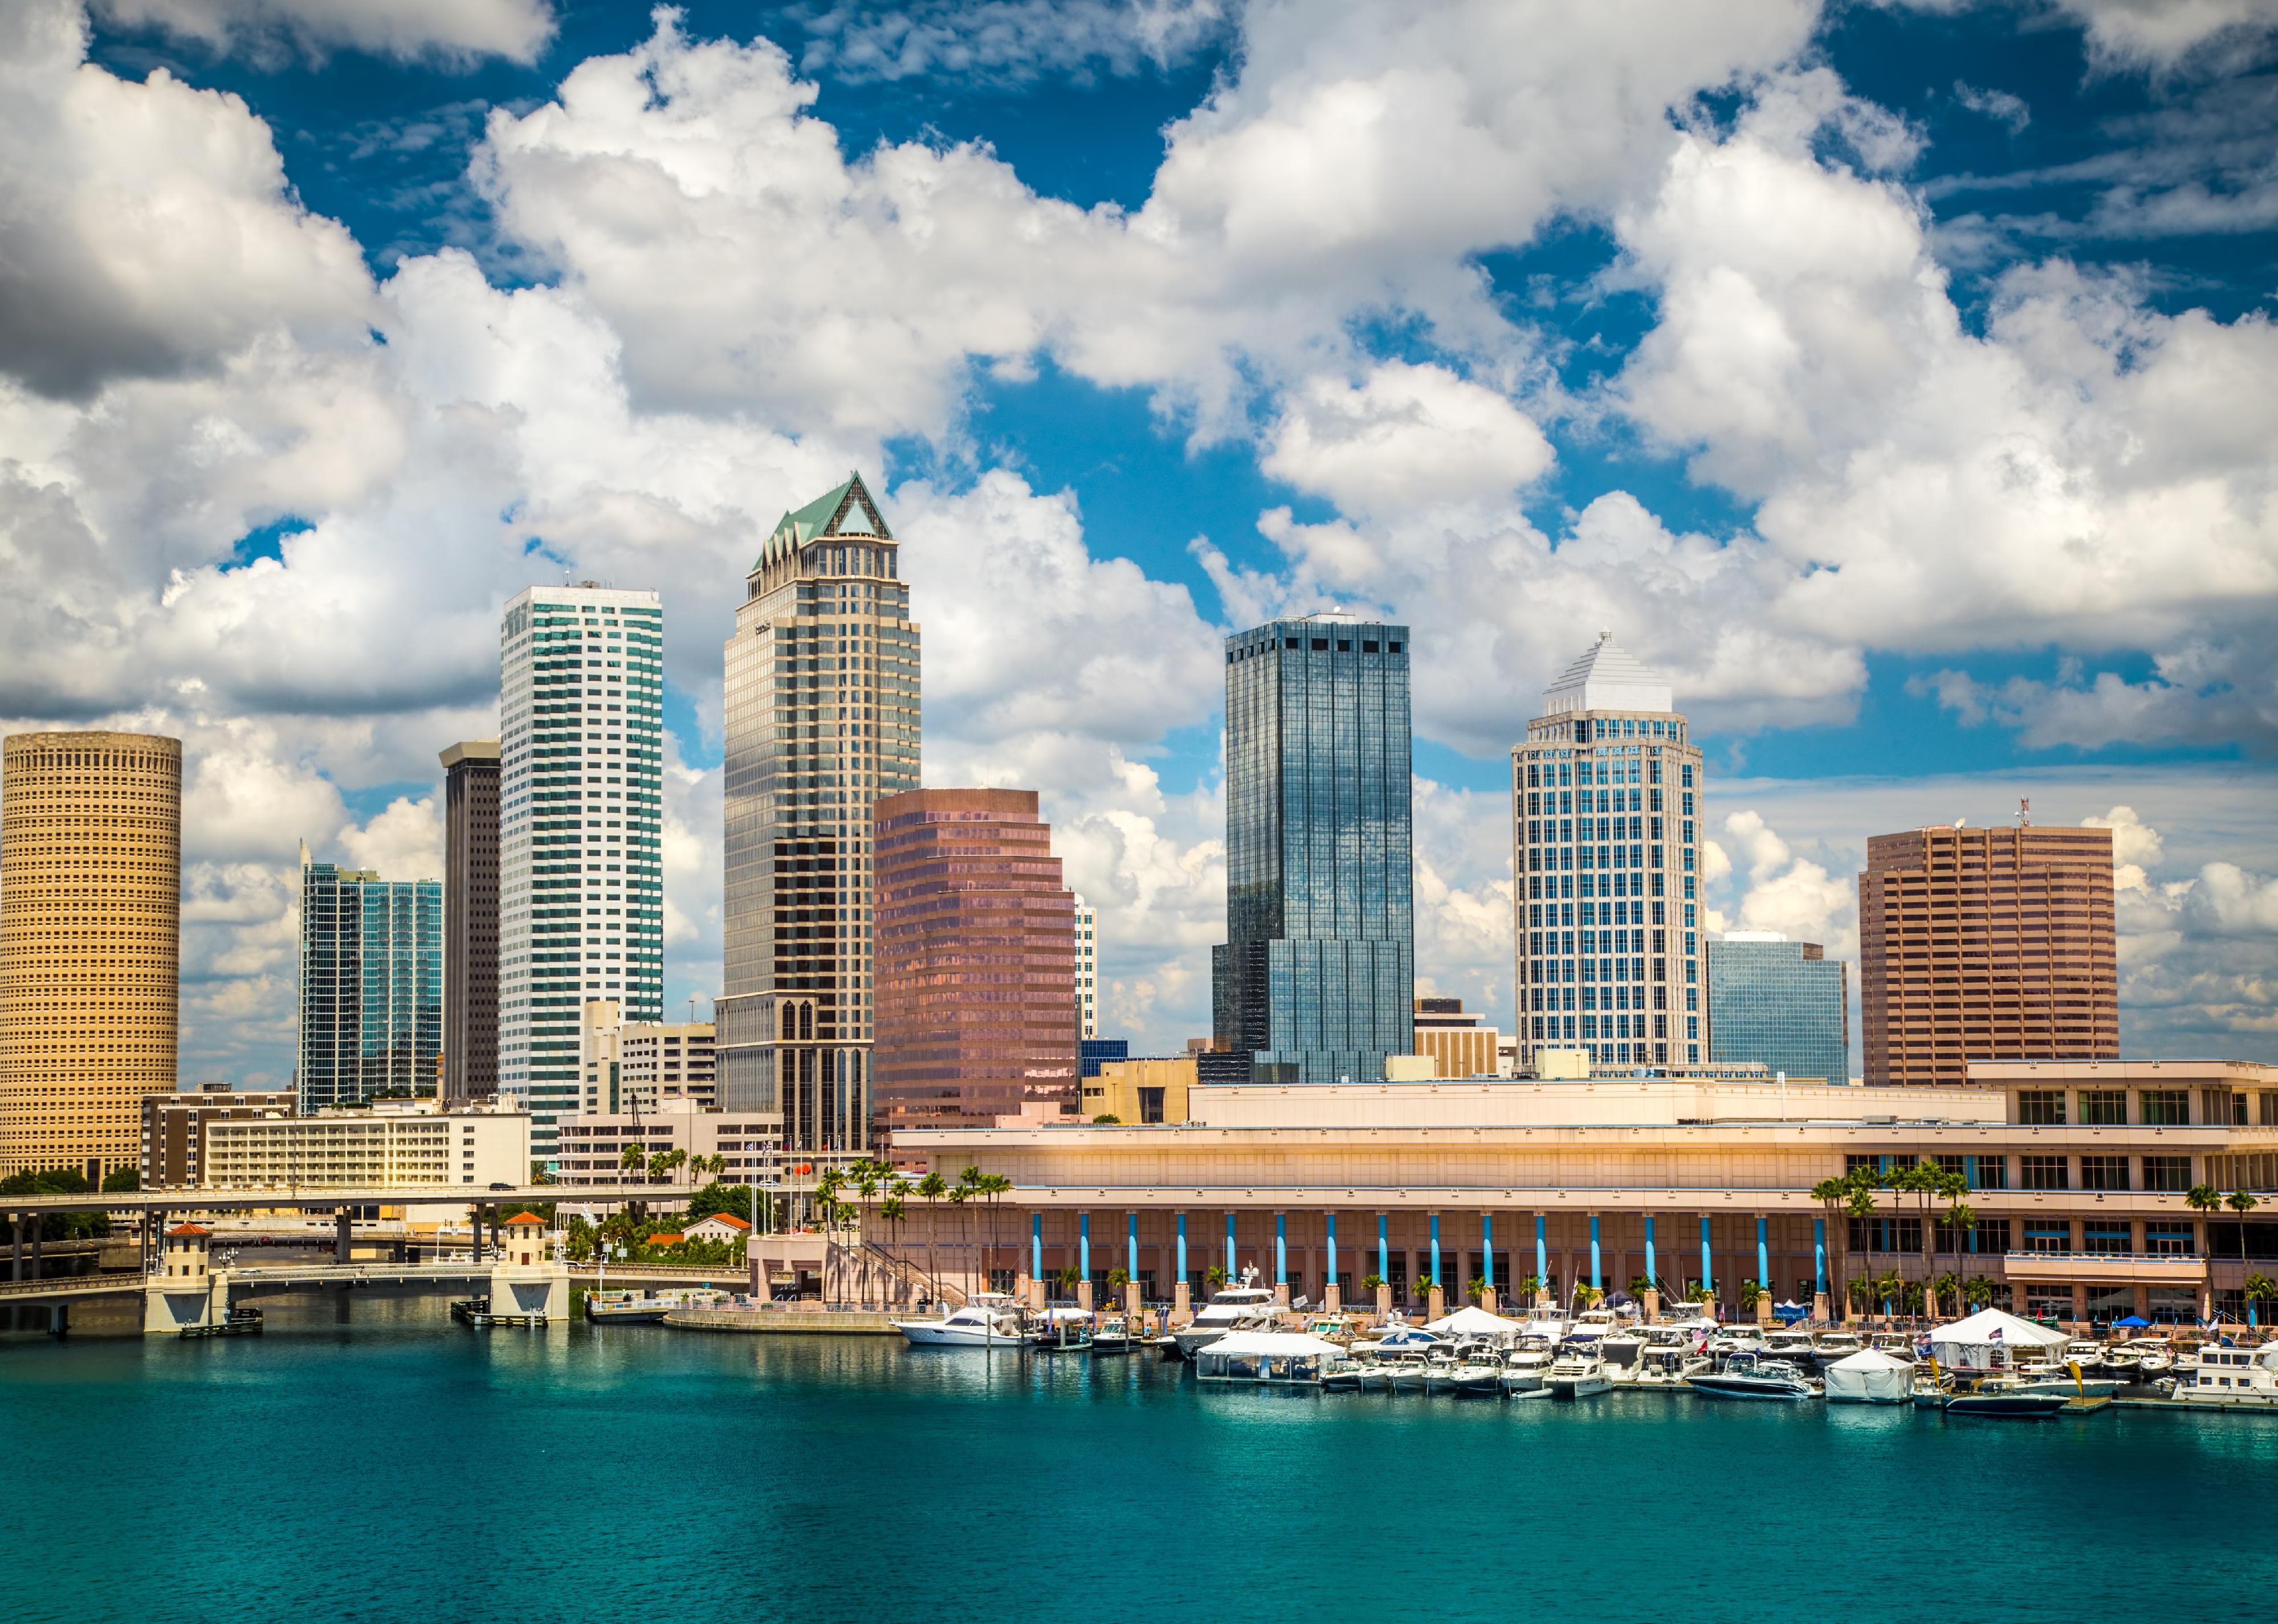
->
[[1212, 614, 1413, 1083], [1706, 932, 1850, 1085], [299, 847, 443, 1110]]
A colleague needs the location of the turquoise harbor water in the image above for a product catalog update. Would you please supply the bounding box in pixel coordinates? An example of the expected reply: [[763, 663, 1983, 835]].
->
[[6, 1301, 2277, 1623]]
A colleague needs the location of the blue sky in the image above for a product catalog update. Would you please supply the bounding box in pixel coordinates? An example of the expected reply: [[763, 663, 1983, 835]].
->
[[7, 0, 2277, 1080]]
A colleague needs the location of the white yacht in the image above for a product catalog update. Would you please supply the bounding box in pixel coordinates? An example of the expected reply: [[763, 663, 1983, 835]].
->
[[2177, 1343, 2278, 1407], [1634, 1344, 1710, 1388], [1171, 1284, 1279, 1360], [893, 1293, 1029, 1348], [1566, 1307, 1620, 1344], [1686, 1352, 1815, 1401], [1546, 1349, 1612, 1399], [1600, 1329, 1648, 1384], [1499, 1338, 1558, 1395]]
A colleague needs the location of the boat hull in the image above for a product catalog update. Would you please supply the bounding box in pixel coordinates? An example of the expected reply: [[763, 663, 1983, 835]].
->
[[893, 1322, 1025, 1348], [1548, 1376, 1611, 1399], [1685, 1376, 1812, 1401], [1942, 1393, 2069, 1418]]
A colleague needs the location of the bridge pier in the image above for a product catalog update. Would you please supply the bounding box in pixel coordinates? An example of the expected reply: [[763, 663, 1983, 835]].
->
[[487, 1262, 570, 1323]]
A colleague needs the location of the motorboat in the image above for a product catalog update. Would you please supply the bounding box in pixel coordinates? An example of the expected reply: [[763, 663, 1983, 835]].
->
[[1941, 1390, 2071, 1419], [1090, 1316, 1138, 1355], [2062, 1339, 2107, 1373], [2175, 1342, 2278, 1408], [1565, 1307, 1621, 1345], [1423, 1348, 1465, 1394], [584, 1290, 671, 1324], [2117, 1337, 2173, 1376], [2099, 1345, 2142, 1380], [1382, 1349, 1431, 1392], [1633, 1345, 1710, 1389], [1810, 1329, 1864, 1367], [1452, 1352, 1505, 1398], [1600, 1329, 1648, 1384], [1171, 1283, 1279, 1360], [1349, 1349, 1392, 1392], [1686, 1353, 1815, 1401], [1516, 1303, 1569, 1343], [1499, 1341, 1557, 1396], [1546, 1349, 1611, 1399], [893, 1293, 1029, 1348], [1762, 1328, 1817, 1361], [1706, 1327, 1768, 1361], [1868, 1333, 1918, 1364], [1321, 1357, 1364, 1392]]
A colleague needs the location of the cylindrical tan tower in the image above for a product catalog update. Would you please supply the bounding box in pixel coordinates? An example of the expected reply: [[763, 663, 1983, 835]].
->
[[0, 731, 181, 1181]]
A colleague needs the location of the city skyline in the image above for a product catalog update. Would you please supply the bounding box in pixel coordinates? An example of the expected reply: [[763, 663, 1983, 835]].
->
[[0, 2, 2274, 1084]]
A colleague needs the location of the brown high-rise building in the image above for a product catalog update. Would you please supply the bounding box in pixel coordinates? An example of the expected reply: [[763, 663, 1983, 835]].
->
[[873, 789, 1077, 1133], [1858, 822, 2118, 1088], [0, 731, 181, 1181], [440, 740, 500, 1103]]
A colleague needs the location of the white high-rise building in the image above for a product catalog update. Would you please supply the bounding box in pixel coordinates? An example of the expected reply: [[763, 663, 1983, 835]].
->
[[1074, 895, 1098, 1040], [716, 474, 919, 1158], [1510, 633, 1706, 1074], [498, 584, 665, 1166]]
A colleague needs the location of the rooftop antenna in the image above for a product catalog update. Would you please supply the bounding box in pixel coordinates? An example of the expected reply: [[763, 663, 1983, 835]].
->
[[1954, 817, 1967, 829], [2018, 797, 2031, 827]]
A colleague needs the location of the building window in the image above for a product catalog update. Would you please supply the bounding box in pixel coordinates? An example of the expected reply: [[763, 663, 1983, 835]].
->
[[2019, 1155, 2068, 1191], [2080, 1154, 2129, 1192], [2142, 1154, 2192, 1193], [2145, 1222, 2195, 1256], [2024, 1225, 2071, 1254], [2077, 1090, 2126, 1126], [2018, 1090, 2065, 1126], [2081, 1223, 2131, 1256], [2140, 1089, 2189, 1126], [1967, 1154, 2007, 1190]]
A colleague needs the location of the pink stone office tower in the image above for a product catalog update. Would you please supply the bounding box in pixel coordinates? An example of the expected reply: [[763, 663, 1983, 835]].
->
[[872, 789, 1078, 1133]]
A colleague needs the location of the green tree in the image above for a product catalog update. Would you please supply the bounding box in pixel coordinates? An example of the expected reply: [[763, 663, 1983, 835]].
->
[[102, 1167, 140, 1193], [0, 1168, 109, 1240], [1738, 1279, 1767, 1311], [917, 1171, 947, 1297], [1205, 1263, 1227, 1290], [2245, 1272, 2277, 1327], [685, 1181, 753, 1224], [948, 1182, 973, 1301], [1468, 1275, 1488, 1305], [2226, 1190, 2261, 1320], [1091, 1113, 1122, 1125], [1843, 1178, 1880, 1321]]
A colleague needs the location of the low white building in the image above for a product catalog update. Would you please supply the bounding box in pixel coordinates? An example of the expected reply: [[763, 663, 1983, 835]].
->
[[199, 1099, 531, 1189], [552, 1098, 779, 1190]]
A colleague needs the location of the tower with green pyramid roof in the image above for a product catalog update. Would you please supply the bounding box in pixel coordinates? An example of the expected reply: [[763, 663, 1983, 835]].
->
[[718, 471, 919, 1166]]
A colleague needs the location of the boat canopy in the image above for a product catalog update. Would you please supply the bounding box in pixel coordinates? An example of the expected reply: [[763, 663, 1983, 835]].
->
[[1203, 1331, 1344, 1358], [1823, 1349, 1913, 1403], [1425, 1305, 1524, 1337], [1928, 1308, 2069, 1368], [1374, 1325, 1443, 1346]]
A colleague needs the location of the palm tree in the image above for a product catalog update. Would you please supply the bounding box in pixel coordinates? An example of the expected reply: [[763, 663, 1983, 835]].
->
[[1844, 1180, 1880, 1323], [2226, 1190, 2261, 1323], [948, 1184, 972, 1300], [2245, 1271, 2277, 1328], [1941, 1192, 1975, 1319], [980, 1173, 1013, 1293], [917, 1171, 946, 1293], [1812, 1177, 1849, 1312]]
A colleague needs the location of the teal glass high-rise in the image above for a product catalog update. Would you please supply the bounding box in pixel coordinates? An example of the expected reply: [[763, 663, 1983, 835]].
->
[[1706, 932, 1850, 1085], [298, 850, 442, 1111], [1212, 614, 1413, 1084]]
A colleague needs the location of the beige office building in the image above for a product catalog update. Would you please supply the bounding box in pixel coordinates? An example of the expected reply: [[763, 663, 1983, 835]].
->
[[578, 998, 719, 1114], [1511, 635, 1706, 1076], [0, 731, 181, 1181], [886, 1058, 2278, 1329], [199, 1099, 531, 1190]]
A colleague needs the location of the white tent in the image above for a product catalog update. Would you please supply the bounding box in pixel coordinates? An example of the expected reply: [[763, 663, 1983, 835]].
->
[[1927, 1307, 2069, 1370], [1200, 1331, 1344, 1358], [1823, 1348, 1913, 1404], [1425, 1305, 1525, 1339]]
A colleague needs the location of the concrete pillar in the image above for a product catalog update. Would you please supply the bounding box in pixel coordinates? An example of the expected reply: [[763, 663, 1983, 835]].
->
[[1275, 1211, 1287, 1294], [1535, 1213, 1548, 1295], [1225, 1210, 1237, 1283], [1755, 1214, 1770, 1300], [336, 1208, 352, 1262], [1376, 1212, 1388, 1290], [1175, 1211, 1187, 1295], [1643, 1287, 1660, 1323], [1325, 1211, 1338, 1298], [1480, 1287, 1497, 1315], [2072, 1281, 2088, 1331], [1699, 1215, 1714, 1304], [10, 1211, 21, 1281], [1031, 1211, 1042, 1284], [1589, 1213, 1602, 1291], [1124, 1279, 1141, 1322], [1427, 1284, 1445, 1321], [1173, 1277, 1191, 1323], [1375, 1280, 1392, 1320], [1078, 1211, 1090, 1284], [1325, 1280, 1342, 1314], [1077, 1279, 1093, 1311], [1429, 1212, 1441, 1298], [1127, 1210, 1139, 1298], [1644, 1214, 1657, 1300], [1482, 1211, 1494, 1299]]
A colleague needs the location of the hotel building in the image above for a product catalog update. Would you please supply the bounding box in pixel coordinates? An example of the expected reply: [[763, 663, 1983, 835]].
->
[[1511, 634, 1705, 1074], [440, 739, 500, 1103], [718, 473, 919, 1158], [1859, 822, 2118, 1087], [140, 1085, 298, 1190], [497, 585, 666, 1165], [872, 789, 1079, 1132], [0, 731, 181, 1181], [1707, 932, 1849, 1086], [199, 1098, 531, 1190], [1212, 613, 1413, 1084], [884, 1056, 2278, 1328], [577, 998, 717, 1114], [299, 847, 442, 1111]]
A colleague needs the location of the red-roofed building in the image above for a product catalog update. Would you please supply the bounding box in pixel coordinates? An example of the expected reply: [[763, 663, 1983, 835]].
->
[[683, 1213, 752, 1244]]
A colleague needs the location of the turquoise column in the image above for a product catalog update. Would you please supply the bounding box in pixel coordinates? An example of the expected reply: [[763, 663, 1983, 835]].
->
[[1326, 1213, 1338, 1290], [1030, 1211, 1042, 1282], [1225, 1211, 1236, 1280], [1275, 1212, 1287, 1287], [1429, 1213, 1441, 1291], [1482, 1213, 1494, 1292], [1699, 1216, 1713, 1297], [1377, 1213, 1388, 1284], [1535, 1214, 1547, 1294], [1644, 1215, 1657, 1292], [1813, 1218, 1826, 1296], [1176, 1211, 1187, 1287], [1078, 1212, 1089, 1280], [1756, 1215, 1769, 1291], [1128, 1210, 1139, 1283], [1589, 1214, 1601, 1290]]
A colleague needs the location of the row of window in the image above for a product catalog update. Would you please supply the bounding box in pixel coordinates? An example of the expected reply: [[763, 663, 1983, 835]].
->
[[1844, 1150, 2196, 1192]]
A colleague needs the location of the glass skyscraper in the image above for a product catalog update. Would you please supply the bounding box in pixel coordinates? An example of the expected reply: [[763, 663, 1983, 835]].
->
[[496, 585, 666, 1166], [1212, 613, 1413, 1084], [1706, 931, 1851, 1085], [716, 474, 919, 1157], [298, 847, 442, 1111]]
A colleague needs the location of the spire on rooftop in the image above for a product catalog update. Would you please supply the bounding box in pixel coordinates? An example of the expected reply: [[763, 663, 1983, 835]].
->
[[1541, 630, 1673, 716], [753, 470, 892, 570]]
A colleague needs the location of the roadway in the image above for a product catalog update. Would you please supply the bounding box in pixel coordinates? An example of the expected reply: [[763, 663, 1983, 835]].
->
[[0, 1258, 752, 1304], [0, 1184, 692, 1216]]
